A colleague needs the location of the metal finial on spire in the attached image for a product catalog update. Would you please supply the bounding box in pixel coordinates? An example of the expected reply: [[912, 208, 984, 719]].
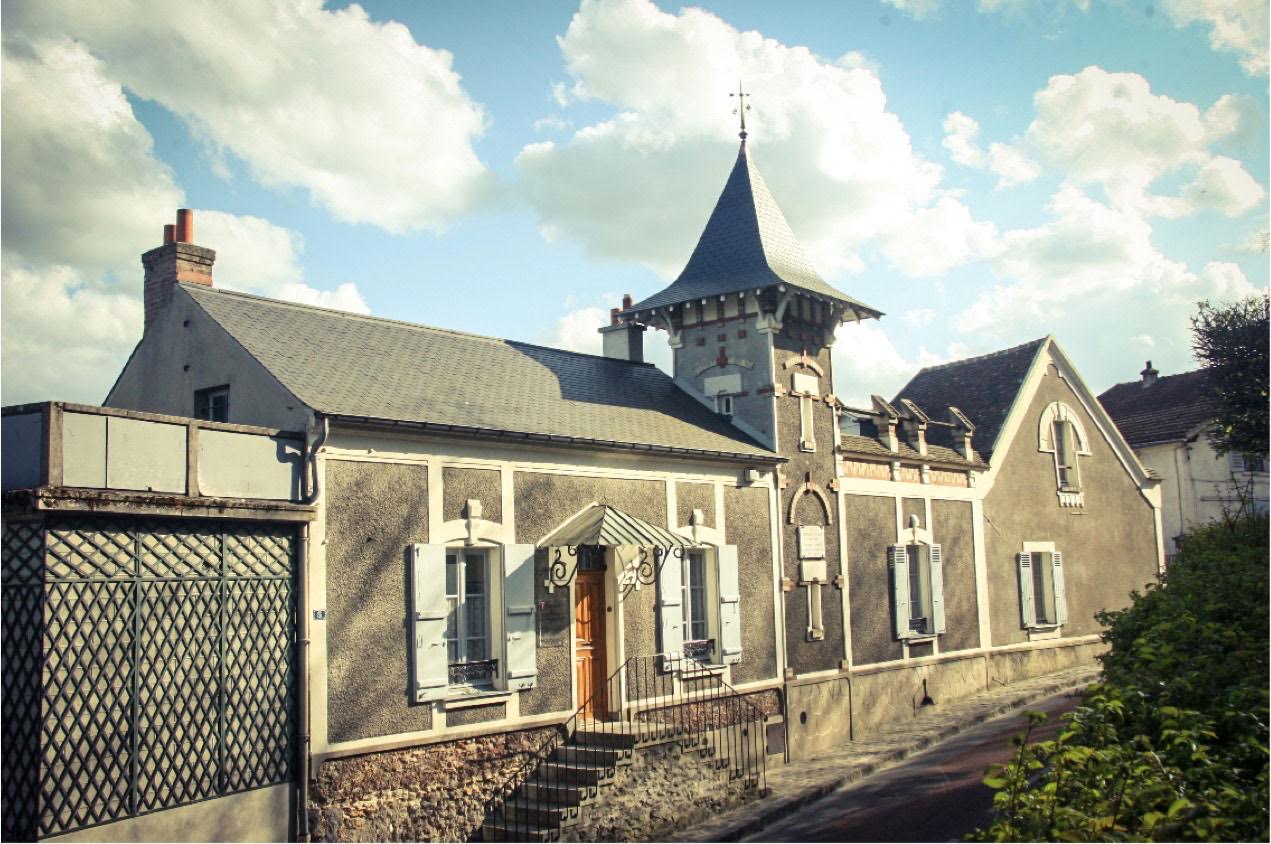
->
[[730, 81, 751, 141]]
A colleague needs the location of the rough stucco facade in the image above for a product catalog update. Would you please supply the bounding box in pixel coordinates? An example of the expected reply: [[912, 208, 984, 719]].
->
[[984, 361, 1159, 647]]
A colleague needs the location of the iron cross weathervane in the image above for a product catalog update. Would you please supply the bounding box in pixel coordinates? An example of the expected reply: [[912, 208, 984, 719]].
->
[[730, 81, 751, 141]]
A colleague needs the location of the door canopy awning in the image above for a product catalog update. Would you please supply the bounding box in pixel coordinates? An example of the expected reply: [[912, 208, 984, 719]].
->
[[537, 503, 692, 549]]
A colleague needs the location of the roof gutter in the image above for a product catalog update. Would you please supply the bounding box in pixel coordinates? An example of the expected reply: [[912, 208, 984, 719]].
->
[[322, 413, 785, 466]]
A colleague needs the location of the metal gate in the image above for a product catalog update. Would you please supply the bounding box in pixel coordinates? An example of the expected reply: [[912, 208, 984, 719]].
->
[[1, 516, 296, 840]]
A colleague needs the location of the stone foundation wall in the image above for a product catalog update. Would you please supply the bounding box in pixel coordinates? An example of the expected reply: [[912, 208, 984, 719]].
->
[[309, 726, 557, 842], [561, 733, 765, 843]]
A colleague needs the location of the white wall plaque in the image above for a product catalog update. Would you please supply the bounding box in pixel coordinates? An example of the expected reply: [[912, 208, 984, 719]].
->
[[797, 525, 825, 560]]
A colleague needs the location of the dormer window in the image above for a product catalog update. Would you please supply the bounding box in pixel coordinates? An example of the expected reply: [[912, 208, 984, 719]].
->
[[1038, 402, 1090, 507]]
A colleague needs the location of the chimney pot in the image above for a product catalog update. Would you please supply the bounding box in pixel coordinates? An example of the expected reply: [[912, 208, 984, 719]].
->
[[175, 208, 193, 243], [163, 224, 176, 245], [610, 307, 620, 325], [622, 293, 634, 310], [1140, 359, 1159, 388]]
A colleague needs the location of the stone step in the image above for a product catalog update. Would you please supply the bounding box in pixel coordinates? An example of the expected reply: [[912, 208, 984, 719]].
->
[[536, 760, 614, 786], [482, 819, 557, 842], [502, 797, 581, 829], [521, 781, 595, 806], [553, 745, 628, 767], [570, 728, 638, 749]]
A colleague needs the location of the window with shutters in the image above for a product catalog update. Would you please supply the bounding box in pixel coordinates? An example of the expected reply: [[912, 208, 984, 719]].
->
[[1038, 402, 1090, 506], [410, 543, 537, 703], [445, 549, 495, 689], [1017, 543, 1068, 631], [681, 549, 718, 662], [658, 544, 742, 670], [889, 541, 945, 639]]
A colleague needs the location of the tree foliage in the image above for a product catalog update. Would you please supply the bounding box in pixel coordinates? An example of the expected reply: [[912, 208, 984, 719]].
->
[[969, 515, 1270, 842], [1191, 295, 1269, 457]]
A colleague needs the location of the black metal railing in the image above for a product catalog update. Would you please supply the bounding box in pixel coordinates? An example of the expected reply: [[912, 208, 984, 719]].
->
[[479, 653, 768, 842], [450, 659, 500, 686]]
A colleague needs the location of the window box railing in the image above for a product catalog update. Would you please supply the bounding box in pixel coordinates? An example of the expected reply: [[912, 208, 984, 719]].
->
[[683, 638, 716, 662], [449, 658, 499, 686]]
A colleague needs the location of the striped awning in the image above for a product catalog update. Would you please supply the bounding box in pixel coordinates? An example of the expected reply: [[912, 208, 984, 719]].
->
[[537, 503, 692, 548]]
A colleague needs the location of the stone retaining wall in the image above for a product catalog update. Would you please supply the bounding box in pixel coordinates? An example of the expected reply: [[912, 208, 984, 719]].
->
[[309, 726, 558, 842]]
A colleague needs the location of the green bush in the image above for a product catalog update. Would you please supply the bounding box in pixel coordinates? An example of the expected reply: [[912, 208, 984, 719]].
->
[[970, 515, 1269, 842]]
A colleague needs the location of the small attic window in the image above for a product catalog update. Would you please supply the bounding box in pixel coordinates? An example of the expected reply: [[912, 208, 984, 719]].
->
[[195, 385, 230, 422], [715, 395, 734, 417]]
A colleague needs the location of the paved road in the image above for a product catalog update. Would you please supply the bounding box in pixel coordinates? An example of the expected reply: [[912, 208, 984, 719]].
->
[[746, 690, 1081, 843]]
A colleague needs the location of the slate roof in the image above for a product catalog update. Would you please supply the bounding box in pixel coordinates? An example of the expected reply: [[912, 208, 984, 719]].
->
[[892, 338, 1047, 460], [1097, 369, 1217, 448], [839, 432, 984, 467], [182, 284, 779, 462], [626, 142, 880, 318]]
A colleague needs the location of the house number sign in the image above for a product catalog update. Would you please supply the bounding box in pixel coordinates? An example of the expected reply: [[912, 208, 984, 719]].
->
[[797, 526, 825, 560]]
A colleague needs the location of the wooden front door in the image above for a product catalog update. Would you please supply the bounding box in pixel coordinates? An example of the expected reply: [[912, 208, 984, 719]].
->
[[574, 570, 608, 718]]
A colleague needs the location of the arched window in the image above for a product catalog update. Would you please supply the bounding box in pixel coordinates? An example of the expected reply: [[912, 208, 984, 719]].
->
[[1037, 401, 1090, 507]]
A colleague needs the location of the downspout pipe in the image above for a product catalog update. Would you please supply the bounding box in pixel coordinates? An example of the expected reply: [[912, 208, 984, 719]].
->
[[297, 413, 327, 839]]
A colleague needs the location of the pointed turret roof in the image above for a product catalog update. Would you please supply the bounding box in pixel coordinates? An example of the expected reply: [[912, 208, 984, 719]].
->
[[626, 141, 880, 319]]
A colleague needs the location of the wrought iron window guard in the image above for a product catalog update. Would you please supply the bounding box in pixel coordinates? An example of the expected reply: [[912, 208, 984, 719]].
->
[[683, 638, 716, 661], [448, 658, 499, 686]]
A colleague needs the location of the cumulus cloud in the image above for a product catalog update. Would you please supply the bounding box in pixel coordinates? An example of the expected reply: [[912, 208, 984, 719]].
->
[[881, 0, 944, 21], [1160, 0, 1269, 75], [902, 308, 937, 327], [0, 32, 368, 404], [941, 111, 1039, 187], [518, 0, 993, 282], [539, 306, 608, 356], [6, 0, 493, 232], [831, 321, 944, 406], [879, 197, 1000, 276], [1181, 156, 1267, 216]]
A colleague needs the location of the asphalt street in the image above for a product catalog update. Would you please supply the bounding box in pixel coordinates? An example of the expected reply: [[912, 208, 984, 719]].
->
[[745, 689, 1081, 843]]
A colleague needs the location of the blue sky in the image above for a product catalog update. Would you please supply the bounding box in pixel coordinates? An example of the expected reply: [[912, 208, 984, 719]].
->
[[2, 0, 1267, 407]]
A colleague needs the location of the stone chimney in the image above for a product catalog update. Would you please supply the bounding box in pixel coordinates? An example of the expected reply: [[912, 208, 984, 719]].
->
[[1140, 360, 1159, 388], [598, 293, 646, 362], [142, 209, 215, 330]]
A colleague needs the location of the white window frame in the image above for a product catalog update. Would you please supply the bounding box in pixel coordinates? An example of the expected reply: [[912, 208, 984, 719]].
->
[[444, 547, 500, 693], [793, 372, 818, 452], [1018, 540, 1068, 636], [681, 548, 720, 664], [714, 394, 734, 417], [1037, 401, 1091, 506], [889, 528, 945, 641]]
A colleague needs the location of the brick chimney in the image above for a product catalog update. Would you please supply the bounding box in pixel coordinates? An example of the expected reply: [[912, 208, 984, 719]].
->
[[142, 209, 215, 330]]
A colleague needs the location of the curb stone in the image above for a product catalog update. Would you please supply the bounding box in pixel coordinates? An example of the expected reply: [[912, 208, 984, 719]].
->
[[669, 666, 1100, 843]]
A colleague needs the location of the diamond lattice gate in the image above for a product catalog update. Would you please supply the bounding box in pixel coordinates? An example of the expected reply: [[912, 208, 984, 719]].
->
[[1, 516, 297, 841]]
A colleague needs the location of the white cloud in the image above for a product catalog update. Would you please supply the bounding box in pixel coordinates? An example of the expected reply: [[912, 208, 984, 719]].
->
[[942, 111, 1039, 188], [831, 321, 943, 406], [902, 308, 937, 327], [880, 197, 1000, 276], [882, 0, 944, 20], [7, 0, 493, 233], [1181, 156, 1266, 216], [534, 114, 573, 133], [1197, 260, 1260, 299], [1021, 66, 1262, 217], [1160, 0, 1269, 75], [0, 33, 369, 404], [539, 306, 609, 356], [519, 0, 992, 282], [987, 142, 1041, 187], [942, 112, 987, 168]]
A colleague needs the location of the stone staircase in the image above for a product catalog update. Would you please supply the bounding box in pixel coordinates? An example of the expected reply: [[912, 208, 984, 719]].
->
[[479, 656, 770, 842]]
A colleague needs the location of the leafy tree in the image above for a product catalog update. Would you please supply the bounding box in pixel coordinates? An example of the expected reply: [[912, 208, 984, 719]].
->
[[969, 515, 1270, 842], [1191, 295, 1269, 457]]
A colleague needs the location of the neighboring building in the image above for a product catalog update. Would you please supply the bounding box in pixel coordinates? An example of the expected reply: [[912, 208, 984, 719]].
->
[[3, 135, 1164, 843], [1099, 363, 1270, 558]]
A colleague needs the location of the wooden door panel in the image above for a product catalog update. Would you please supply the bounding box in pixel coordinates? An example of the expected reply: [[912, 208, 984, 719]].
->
[[575, 571, 608, 718]]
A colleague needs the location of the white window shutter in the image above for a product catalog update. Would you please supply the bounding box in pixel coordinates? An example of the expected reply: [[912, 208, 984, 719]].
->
[[928, 544, 945, 635], [504, 544, 538, 690], [1017, 552, 1036, 629], [717, 544, 742, 665], [658, 548, 684, 671], [889, 545, 911, 640], [411, 544, 449, 702], [1052, 551, 1068, 626]]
